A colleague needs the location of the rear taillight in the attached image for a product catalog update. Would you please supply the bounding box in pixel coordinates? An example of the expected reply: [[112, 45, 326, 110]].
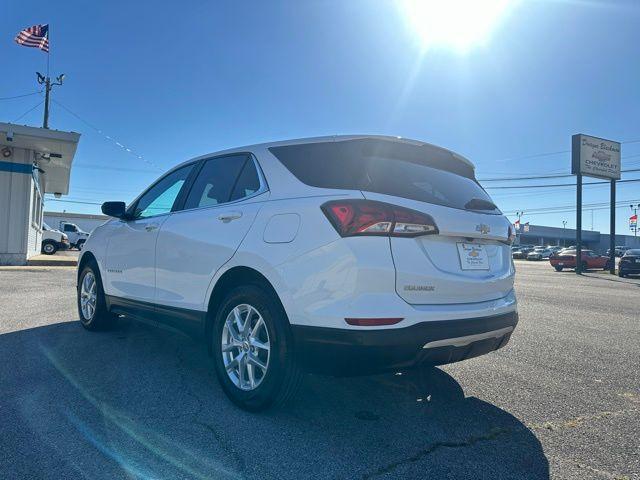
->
[[321, 200, 438, 238]]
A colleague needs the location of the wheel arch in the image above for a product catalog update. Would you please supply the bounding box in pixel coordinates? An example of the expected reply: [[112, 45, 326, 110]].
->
[[77, 251, 99, 283], [205, 266, 290, 353]]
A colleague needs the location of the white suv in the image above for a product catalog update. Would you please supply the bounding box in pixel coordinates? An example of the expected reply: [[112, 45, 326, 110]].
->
[[77, 135, 518, 410]]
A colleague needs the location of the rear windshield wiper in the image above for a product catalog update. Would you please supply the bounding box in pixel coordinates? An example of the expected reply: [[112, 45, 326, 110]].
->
[[464, 198, 498, 211]]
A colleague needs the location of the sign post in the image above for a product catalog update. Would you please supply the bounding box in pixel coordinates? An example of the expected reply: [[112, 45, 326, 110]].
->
[[571, 134, 621, 274]]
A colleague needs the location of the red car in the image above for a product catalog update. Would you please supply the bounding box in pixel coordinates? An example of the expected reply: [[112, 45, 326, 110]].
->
[[549, 250, 612, 272]]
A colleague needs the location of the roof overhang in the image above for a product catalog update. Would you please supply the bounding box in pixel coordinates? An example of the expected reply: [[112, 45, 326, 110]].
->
[[0, 122, 80, 195]]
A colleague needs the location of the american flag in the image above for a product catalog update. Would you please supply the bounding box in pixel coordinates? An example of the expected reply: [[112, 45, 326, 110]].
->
[[15, 24, 49, 53]]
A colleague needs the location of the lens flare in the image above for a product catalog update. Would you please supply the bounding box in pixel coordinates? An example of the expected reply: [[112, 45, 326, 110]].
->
[[398, 0, 514, 51]]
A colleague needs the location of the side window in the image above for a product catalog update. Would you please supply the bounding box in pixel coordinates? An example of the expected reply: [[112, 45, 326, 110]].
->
[[64, 224, 75, 232], [230, 158, 261, 201], [184, 155, 259, 210], [133, 164, 194, 219]]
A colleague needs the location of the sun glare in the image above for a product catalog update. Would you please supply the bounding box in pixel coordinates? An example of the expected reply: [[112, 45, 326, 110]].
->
[[399, 0, 513, 52]]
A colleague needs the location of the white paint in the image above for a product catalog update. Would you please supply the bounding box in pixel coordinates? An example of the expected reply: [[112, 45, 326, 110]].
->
[[82, 135, 517, 335], [263, 214, 300, 243]]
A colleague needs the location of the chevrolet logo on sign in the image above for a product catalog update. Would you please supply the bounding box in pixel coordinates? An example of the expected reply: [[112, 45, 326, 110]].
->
[[475, 224, 490, 235]]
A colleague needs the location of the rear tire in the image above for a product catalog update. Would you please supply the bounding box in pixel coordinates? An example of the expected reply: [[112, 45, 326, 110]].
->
[[42, 240, 57, 255], [554, 266, 563, 272], [618, 271, 626, 278], [77, 240, 85, 251], [212, 285, 302, 411], [581, 262, 588, 272], [77, 262, 116, 331]]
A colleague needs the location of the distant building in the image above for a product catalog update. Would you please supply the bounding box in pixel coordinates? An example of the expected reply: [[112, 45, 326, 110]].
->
[[0, 123, 80, 265], [516, 224, 640, 252], [44, 211, 109, 233]]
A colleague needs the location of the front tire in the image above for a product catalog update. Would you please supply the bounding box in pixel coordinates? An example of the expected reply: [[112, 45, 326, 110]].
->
[[212, 285, 302, 411], [42, 241, 57, 255], [554, 266, 563, 272], [77, 262, 116, 331], [77, 240, 85, 251]]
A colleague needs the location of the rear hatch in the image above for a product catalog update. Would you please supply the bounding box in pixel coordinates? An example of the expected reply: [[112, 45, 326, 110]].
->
[[363, 192, 513, 304], [269, 137, 515, 305]]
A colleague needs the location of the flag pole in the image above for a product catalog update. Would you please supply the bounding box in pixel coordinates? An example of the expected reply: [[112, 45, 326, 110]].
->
[[46, 25, 50, 78]]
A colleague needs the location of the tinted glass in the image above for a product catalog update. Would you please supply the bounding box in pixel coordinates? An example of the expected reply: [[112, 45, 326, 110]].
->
[[624, 249, 640, 256], [230, 159, 261, 201], [64, 224, 75, 232], [184, 155, 254, 210], [134, 164, 194, 219], [269, 139, 499, 214]]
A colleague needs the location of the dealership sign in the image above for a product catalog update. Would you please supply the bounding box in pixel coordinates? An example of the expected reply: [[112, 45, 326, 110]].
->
[[631, 214, 638, 230], [571, 134, 621, 180]]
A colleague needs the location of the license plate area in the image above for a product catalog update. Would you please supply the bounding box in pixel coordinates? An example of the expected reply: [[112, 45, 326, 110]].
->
[[456, 243, 490, 270]]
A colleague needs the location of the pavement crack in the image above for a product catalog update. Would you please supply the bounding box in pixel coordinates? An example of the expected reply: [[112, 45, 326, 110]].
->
[[360, 427, 511, 479], [195, 421, 248, 475]]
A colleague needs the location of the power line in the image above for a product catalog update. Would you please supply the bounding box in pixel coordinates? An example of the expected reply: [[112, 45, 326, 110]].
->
[[478, 157, 640, 182], [12, 100, 44, 123], [45, 198, 102, 206], [502, 199, 640, 216], [0, 90, 42, 101], [51, 98, 163, 172], [485, 177, 640, 190], [489, 137, 640, 165]]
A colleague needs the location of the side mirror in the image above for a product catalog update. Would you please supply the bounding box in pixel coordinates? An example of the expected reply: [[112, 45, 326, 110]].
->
[[101, 201, 128, 219]]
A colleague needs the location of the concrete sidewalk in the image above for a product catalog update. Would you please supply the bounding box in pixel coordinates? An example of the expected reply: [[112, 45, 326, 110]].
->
[[26, 251, 78, 267]]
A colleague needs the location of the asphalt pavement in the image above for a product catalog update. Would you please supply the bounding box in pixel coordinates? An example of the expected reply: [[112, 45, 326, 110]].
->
[[0, 261, 638, 479]]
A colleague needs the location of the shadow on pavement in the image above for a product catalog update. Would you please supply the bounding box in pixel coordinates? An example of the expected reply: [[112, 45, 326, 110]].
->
[[0, 318, 549, 480]]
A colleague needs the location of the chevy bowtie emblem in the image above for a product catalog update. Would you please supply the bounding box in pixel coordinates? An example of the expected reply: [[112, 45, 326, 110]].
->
[[475, 224, 490, 234]]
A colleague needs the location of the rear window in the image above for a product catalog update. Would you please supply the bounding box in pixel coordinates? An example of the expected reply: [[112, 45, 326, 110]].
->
[[269, 139, 500, 214], [624, 249, 640, 255]]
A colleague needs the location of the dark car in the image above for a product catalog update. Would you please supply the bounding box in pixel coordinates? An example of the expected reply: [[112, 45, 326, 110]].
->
[[618, 249, 640, 277], [512, 246, 534, 259]]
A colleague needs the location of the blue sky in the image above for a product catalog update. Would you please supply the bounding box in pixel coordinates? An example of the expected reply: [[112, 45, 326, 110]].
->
[[2, 0, 640, 234]]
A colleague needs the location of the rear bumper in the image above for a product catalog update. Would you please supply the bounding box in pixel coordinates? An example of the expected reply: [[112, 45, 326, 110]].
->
[[292, 310, 518, 376]]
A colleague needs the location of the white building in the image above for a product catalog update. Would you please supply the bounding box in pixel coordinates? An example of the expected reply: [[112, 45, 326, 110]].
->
[[44, 211, 109, 233], [0, 122, 80, 265]]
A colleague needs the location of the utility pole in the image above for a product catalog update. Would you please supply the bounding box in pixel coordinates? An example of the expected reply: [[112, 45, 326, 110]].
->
[[36, 72, 64, 129], [562, 220, 567, 247]]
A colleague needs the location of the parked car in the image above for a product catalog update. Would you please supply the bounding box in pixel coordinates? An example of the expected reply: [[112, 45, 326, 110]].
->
[[512, 246, 534, 259], [527, 248, 553, 261], [78, 135, 518, 411], [512, 246, 526, 259], [549, 249, 611, 271], [618, 249, 640, 277], [59, 222, 90, 250], [41, 222, 70, 255]]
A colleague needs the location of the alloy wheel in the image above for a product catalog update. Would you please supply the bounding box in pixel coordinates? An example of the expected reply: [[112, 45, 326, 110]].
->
[[80, 271, 97, 321], [221, 303, 271, 391]]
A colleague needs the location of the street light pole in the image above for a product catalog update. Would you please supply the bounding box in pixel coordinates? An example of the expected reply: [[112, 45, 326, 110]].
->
[[562, 220, 567, 246], [36, 72, 65, 129], [631, 204, 639, 237]]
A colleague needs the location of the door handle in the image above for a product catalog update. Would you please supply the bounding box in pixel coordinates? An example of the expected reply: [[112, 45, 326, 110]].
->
[[145, 224, 159, 232], [218, 211, 242, 223]]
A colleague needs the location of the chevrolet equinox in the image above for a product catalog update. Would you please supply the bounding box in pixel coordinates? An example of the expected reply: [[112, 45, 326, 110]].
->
[[77, 135, 518, 411]]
